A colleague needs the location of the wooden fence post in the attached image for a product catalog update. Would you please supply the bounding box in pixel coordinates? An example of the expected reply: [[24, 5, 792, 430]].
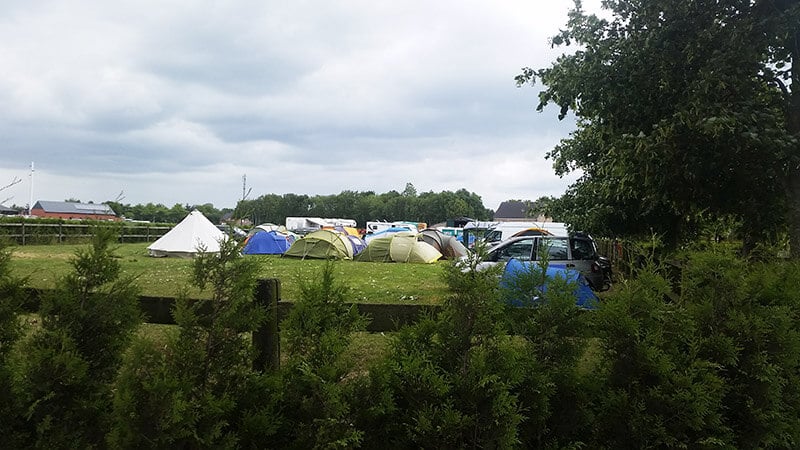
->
[[252, 278, 281, 372]]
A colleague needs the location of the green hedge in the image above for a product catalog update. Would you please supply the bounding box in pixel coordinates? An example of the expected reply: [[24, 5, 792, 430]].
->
[[3, 242, 800, 448]]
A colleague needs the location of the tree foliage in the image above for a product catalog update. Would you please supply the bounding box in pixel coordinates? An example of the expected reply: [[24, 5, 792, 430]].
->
[[354, 251, 529, 448], [106, 201, 231, 224], [520, 0, 800, 252], [234, 185, 493, 227], [681, 251, 800, 447], [104, 184, 494, 227]]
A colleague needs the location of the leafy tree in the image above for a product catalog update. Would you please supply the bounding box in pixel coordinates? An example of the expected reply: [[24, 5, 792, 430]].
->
[[15, 228, 141, 448], [519, 0, 800, 253], [191, 202, 224, 224], [235, 187, 493, 228], [527, 195, 557, 220]]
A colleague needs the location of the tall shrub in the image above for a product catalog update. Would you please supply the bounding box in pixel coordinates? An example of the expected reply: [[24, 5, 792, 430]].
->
[[356, 248, 528, 448], [110, 236, 267, 448], [501, 255, 595, 448], [274, 261, 367, 449], [0, 244, 28, 447], [681, 251, 800, 448], [15, 228, 141, 448], [590, 268, 730, 448]]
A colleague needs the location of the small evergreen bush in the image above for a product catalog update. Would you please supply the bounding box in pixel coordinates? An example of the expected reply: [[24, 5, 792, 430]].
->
[[681, 250, 800, 448], [14, 227, 141, 448], [274, 261, 368, 449], [356, 248, 527, 448], [110, 236, 268, 448], [0, 243, 28, 448], [501, 252, 595, 448], [590, 267, 730, 448]]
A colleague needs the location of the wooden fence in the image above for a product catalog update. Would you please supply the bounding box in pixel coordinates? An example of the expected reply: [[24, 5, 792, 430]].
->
[[0, 222, 171, 245], [23, 279, 441, 372]]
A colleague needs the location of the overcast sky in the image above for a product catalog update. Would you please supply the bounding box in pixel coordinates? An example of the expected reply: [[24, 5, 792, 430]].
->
[[0, 0, 602, 212]]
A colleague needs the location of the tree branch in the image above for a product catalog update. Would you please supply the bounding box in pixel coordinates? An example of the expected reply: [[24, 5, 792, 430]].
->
[[0, 176, 22, 192]]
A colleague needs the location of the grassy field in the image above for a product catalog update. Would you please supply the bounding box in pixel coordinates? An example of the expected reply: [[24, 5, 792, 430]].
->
[[8, 242, 450, 304]]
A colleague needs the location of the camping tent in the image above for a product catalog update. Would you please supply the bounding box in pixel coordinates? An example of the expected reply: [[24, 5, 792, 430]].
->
[[242, 230, 294, 255], [328, 225, 361, 237], [356, 231, 442, 263], [346, 235, 367, 256], [364, 226, 417, 244], [147, 210, 227, 258], [283, 229, 355, 259], [418, 228, 468, 259], [253, 223, 287, 233], [500, 258, 598, 308]]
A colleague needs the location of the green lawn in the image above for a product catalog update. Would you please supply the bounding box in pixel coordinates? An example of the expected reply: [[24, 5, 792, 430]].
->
[[8, 242, 450, 304]]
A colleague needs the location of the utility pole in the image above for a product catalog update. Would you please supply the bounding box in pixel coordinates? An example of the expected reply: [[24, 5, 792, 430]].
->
[[28, 162, 34, 216], [241, 174, 251, 202]]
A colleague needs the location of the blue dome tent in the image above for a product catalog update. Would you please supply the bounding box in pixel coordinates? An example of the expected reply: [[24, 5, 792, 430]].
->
[[242, 230, 294, 255]]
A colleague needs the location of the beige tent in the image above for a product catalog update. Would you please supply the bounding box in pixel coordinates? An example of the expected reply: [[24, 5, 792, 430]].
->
[[147, 210, 227, 258], [356, 231, 441, 263]]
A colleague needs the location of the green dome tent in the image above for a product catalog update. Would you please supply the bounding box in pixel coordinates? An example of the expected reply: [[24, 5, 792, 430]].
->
[[355, 231, 442, 263], [283, 229, 354, 259]]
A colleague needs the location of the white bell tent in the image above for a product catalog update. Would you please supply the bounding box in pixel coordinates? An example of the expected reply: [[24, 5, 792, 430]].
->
[[147, 210, 227, 258]]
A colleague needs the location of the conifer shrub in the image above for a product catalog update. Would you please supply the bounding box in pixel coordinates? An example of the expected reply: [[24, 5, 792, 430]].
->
[[0, 243, 28, 448], [355, 247, 529, 448], [14, 227, 141, 448], [274, 260, 368, 449], [110, 236, 269, 448], [589, 267, 730, 448], [681, 250, 800, 448], [500, 252, 595, 448]]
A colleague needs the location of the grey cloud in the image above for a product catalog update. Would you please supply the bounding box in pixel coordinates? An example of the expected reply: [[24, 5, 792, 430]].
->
[[0, 0, 605, 211]]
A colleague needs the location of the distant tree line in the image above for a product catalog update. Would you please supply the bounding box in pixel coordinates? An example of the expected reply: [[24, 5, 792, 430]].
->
[[103, 184, 493, 227], [105, 202, 231, 225], [233, 183, 494, 228]]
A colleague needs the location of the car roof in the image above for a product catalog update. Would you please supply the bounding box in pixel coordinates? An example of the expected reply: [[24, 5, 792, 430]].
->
[[488, 234, 595, 249]]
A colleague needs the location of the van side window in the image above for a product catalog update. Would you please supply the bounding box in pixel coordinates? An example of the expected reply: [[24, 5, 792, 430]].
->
[[570, 238, 596, 260], [497, 238, 534, 262], [539, 238, 569, 261]]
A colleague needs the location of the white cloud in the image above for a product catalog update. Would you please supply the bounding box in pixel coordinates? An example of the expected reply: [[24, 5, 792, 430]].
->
[[0, 0, 605, 214]]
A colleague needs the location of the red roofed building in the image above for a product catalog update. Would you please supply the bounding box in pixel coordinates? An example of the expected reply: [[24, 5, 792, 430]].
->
[[30, 201, 119, 221]]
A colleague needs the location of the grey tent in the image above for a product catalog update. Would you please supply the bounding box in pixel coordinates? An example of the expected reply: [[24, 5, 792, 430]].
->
[[418, 228, 468, 259]]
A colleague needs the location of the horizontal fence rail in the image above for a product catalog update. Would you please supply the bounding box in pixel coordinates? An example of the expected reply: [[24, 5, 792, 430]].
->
[[22, 279, 441, 372], [0, 222, 171, 245]]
